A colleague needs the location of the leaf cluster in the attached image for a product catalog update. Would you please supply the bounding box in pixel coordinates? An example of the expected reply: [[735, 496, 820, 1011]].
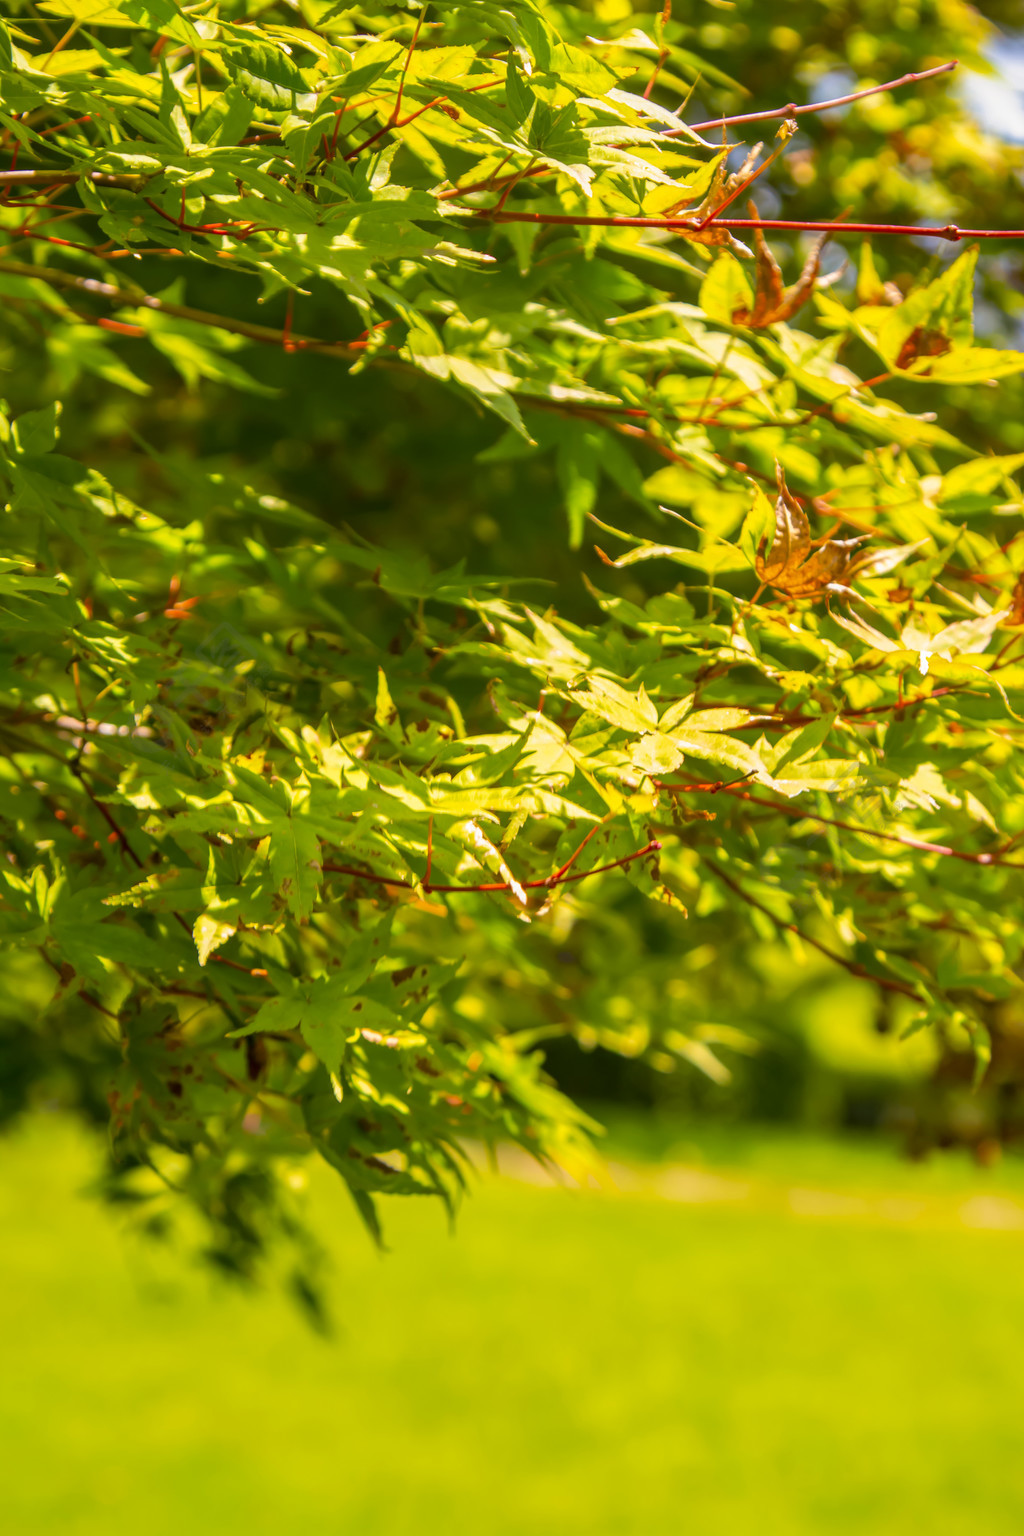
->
[[4, 0, 1024, 1295]]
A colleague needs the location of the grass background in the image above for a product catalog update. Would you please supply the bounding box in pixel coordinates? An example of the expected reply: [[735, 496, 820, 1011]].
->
[[5, 1113, 1024, 1535]]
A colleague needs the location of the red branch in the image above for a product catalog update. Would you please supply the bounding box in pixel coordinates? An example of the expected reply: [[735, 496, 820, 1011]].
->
[[674, 60, 958, 135], [143, 197, 260, 241], [343, 94, 449, 160], [473, 208, 1024, 243], [437, 161, 548, 202], [322, 838, 661, 898], [320, 862, 412, 888], [343, 70, 502, 160]]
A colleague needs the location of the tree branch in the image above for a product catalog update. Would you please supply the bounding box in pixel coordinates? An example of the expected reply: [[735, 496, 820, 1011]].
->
[[69, 760, 144, 869], [702, 857, 921, 998], [662, 782, 1023, 868], [342, 76, 502, 161], [323, 838, 662, 898], [0, 259, 363, 356], [472, 208, 1024, 243], [675, 61, 958, 135], [0, 168, 143, 188]]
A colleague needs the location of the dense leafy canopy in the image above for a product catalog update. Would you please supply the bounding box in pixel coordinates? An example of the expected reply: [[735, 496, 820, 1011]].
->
[[4, 0, 1024, 1305]]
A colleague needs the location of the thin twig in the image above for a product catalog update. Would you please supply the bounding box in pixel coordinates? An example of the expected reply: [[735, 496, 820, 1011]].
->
[[0, 260, 364, 357], [343, 75, 502, 161], [545, 821, 604, 885], [703, 858, 920, 999], [437, 159, 546, 202], [0, 259, 723, 456], [39, 947, 121, 1020], [675, 61, 958, 135], [471, 208, 1023, 242], [423, 839, 662, 893], [0, 168, 143, 188], [394, 11, 425, 123], [698, 140, 790, 228], [661, 781, 1023, 867], [69, 762, 145, 868], [322, 838, 661, 898], [321, 862, 412, 888], [43, 18, 82, 68]]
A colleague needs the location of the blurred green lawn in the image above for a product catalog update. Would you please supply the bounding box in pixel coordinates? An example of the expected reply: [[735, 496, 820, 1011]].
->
[[5, 1114, 1024, 1536]]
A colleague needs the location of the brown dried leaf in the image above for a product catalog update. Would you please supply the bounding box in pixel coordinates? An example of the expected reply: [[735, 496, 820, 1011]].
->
[[756, 463, 810, 583], [687, 223, 756, 258], [732, 204, 827, 328], [738, 226, 785, 324], [754, 463, 867, 600], [673, 149, 757, 259]]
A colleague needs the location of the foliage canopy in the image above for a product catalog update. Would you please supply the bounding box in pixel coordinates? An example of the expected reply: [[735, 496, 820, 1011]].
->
[[4, 0, 1024, 1306]]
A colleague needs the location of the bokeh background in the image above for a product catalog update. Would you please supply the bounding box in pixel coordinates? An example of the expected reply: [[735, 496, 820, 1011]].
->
[[6, 0, 1024, 1530], [7, 1113, 1024, 1534]]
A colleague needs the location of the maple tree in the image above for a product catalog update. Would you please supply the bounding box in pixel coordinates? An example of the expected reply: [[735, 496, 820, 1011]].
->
[[4, 0, 1024, 1307]]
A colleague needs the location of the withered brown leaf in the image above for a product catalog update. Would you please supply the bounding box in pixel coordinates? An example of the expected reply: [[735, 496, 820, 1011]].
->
[[732, 205, 827, 328], [755, 463, 867, 600], [669, 148, 760, 259]]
